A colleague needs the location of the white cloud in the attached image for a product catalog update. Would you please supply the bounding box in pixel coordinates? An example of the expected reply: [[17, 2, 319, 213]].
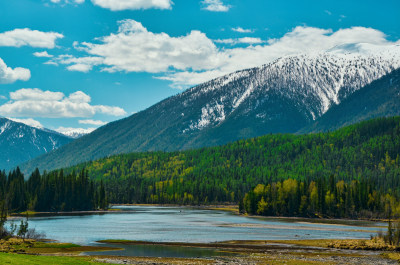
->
[[0, 88, 126, 118], [50, 55, 104, 72], [68, 21, 399, 89], [33, 51, 53, 58], [10, 88, 64, 101], [0, 28, 63, 48], [0, 58, 31, 84], [8, 118, 43, 129], [201, 0, 230, 12], [79, 119, 107, 126], [91, 0, 173, 11], [0, 95, 6, 100], [69, 19, 224, 73], [232, 27, 254, 33], [215, 37, 263, 45], [67, 64, 93, 72]]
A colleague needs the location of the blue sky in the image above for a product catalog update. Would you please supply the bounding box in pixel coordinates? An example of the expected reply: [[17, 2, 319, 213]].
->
[[0, 0, 399, 133]]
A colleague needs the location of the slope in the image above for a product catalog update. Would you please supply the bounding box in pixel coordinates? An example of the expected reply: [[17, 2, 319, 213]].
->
[[302, 68, 400, 132], [0, 118, 73, 170]]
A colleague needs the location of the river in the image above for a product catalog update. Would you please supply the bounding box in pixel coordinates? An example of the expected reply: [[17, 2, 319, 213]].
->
[[20, 205, 383, 247]]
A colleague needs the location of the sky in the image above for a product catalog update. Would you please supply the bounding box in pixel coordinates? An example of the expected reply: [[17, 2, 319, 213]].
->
[[0, 0, 399, 134]]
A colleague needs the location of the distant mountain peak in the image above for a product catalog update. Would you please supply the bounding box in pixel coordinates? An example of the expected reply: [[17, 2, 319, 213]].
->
[[0, 117, 73, 170], [55, 127, 96, 139]]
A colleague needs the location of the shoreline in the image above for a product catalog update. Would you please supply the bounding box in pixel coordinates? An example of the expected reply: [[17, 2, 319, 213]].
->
[[10, 204, 386, 227]]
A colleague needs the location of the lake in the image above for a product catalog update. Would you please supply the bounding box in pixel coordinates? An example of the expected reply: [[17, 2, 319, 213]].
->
[[19, 205, 383, 247]]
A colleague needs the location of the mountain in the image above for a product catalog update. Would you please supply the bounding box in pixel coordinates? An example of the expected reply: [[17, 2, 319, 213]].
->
[[301, 68, 400, 132], [0, 118, 73, 170], [55, 127, 96, 139], [21, 43, 400, 173]]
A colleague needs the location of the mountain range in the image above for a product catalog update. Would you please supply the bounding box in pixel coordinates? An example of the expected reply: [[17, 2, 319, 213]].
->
[[0, 118, 73, 170], [18, 43, 400, 173]]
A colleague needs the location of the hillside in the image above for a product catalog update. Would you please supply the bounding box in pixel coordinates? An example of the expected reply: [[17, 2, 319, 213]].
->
[[302, 68, 400, 132], [21, 44, 400, 173], [0, 118, 73, 170], [61, 117, 400, 214]]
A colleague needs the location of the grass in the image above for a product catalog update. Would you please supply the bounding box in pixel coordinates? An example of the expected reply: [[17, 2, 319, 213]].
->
[[0, 252, 103, 265], [33, 242, 80, 248], [0, 238, 121, 255]]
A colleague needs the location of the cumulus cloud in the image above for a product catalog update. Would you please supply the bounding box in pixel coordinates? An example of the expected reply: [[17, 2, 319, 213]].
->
[[33, 51, 53, 58], [0, 28, 63, 48], [0, 88, 126, 118], [232, 27, 254, 33], [67, 21, 398, 89], [0, 58, 31, 84], [8, 118, 43, 129], [69, 19, 224, 73], [79, 119, 107, 126], [91, 0, 173, 11], [163, 26, 395, 88], [201, 0, 230, 12]]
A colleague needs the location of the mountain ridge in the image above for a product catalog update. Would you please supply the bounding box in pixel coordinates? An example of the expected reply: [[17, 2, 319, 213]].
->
[[20, 43, 400, 173]]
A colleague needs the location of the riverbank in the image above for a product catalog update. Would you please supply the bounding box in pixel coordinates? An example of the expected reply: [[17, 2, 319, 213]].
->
[[4, 230, 400, 265], [1, 237, 399, 265], [8, 209, 122, 218], [92, 239, 398, 264], [0, 238, 121, 265]]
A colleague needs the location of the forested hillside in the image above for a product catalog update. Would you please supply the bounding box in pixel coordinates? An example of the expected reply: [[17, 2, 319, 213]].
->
[[62, 117, 400, 218]]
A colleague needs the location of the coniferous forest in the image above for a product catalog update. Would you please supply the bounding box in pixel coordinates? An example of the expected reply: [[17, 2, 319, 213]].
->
[[1, 117, 400, 219], [0, 168, 107, 214], [63, 116, 400, 219]]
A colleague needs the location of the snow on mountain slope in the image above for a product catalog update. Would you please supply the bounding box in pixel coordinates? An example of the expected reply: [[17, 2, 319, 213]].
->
[[56, 127, 96, 139], [181, 43, 400, 134], [0, 117, 73, 171]]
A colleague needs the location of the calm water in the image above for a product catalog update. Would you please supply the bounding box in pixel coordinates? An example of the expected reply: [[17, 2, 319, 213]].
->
[[18, 206, 383, 247]]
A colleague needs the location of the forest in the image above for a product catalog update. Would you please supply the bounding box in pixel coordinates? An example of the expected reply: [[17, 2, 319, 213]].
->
[[61, 116, 400, 219], [1, 117, 400, 219], [0, 168, 107, 214]]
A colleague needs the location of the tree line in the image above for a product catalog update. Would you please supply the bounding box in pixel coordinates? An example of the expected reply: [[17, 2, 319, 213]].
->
[[241, 176, 400, 219], [0, 168, 107, 214]]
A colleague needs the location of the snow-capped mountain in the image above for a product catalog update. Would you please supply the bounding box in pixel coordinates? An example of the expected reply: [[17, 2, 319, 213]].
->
[[22, 43, 400, 172], [0, 117, 73, 171], [180, 43, 400, 132], [56, 127, 96, 139]]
